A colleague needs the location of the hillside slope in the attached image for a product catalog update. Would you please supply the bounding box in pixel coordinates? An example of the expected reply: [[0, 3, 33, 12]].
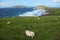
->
[[0, 16, 60, 40]]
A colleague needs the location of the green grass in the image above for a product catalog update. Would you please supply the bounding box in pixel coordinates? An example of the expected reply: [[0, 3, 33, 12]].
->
[[0, 16, 60, 40], [48, 8, 60, 16]]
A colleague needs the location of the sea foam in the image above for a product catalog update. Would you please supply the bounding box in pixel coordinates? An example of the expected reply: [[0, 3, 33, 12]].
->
[[19, 9, 46, 16]]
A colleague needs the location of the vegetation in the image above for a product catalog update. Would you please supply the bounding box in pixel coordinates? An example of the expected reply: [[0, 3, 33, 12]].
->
[[47, 8, 60, 16], [0, 16, 60, 40]]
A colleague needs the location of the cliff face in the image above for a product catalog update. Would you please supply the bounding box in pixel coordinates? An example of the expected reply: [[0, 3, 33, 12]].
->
[[34, 6, 51, 16]]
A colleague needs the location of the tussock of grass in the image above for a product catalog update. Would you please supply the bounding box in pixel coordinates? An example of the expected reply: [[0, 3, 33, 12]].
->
[[0, 16, 60, 40]]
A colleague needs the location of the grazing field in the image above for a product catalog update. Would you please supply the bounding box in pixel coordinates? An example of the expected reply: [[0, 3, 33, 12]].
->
[[0, 16, 60, 40]]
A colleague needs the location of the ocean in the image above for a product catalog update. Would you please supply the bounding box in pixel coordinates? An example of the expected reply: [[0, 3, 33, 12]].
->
[[0, 8, 46, 18]]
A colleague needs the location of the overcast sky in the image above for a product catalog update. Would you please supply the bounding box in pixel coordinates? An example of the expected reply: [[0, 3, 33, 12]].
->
[[0, 0, 60, 8]]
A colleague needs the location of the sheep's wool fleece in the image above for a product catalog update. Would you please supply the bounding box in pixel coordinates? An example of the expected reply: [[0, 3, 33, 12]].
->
[[25, 30, 35, 36]]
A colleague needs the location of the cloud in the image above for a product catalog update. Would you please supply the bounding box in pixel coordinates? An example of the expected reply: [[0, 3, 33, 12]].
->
[[0, 2, 7, 5], [0, 2, 10, 8], [52, 0, 60, 2]]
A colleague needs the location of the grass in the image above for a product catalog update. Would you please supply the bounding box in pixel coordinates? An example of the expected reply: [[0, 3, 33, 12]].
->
[[0, 16, 60, 40], [48, 8, 60, 16]]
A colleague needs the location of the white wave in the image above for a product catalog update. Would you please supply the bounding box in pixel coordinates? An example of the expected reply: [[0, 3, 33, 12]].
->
[[19, 9, 46, 16]]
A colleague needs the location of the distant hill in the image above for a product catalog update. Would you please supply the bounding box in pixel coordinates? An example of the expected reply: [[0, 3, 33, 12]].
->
[[11, 5, 31, 8], [35, 5, 50, 9]]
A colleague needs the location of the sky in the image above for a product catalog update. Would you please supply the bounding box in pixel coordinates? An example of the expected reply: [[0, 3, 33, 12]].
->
[[0, 0, 60, 8]]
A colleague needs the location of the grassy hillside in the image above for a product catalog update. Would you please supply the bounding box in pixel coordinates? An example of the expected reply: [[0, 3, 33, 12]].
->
[[46, 8, 60, 16], [0, 16, 60, 40]]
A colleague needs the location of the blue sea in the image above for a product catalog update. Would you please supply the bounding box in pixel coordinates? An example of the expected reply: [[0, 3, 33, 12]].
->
[[0, 8, 46, 18]]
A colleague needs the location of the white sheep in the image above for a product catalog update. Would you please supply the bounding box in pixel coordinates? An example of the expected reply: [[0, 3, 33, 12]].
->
[[7, 21, 11, 24], [37, 17, 40, 20], [25, 30, 35, 38]]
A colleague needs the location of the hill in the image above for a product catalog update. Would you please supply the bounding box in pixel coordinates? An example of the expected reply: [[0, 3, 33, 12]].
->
[[0, 16, 60, 40], [11, 5, 30, 8]]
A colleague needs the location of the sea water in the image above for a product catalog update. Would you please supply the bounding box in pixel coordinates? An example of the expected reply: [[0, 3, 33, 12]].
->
[[0, 8, 46, 18]]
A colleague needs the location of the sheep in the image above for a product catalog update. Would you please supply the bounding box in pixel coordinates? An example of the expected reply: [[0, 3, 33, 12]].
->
[[37, 17, 40, 20], [7, 21, 11, 24], [25, 30, 35, 38]]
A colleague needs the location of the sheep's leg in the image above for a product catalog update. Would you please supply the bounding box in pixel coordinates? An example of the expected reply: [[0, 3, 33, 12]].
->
[[31, 36, 34, 39]]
